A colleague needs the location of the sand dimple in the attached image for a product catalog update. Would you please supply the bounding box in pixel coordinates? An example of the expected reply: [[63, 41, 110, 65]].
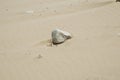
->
[[33, 39, 53, 47]]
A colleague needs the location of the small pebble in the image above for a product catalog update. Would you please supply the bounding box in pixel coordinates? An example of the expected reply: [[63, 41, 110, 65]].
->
[[37, 54, 42, 59]]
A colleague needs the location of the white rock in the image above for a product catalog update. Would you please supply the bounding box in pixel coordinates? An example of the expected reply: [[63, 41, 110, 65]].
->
[[52, 29, 72, 44]]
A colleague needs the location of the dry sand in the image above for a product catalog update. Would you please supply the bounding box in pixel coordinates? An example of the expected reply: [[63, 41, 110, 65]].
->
[[0, 0, 120, 80]]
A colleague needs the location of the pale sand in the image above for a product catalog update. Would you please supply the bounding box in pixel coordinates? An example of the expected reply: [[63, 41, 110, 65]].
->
[[0, 0, 120, 80]]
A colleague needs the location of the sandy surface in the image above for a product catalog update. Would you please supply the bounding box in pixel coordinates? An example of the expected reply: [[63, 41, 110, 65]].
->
[[0, 0, 120, 80]]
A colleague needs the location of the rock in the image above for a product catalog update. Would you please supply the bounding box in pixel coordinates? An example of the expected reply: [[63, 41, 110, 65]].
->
[[52, 29, 72, 44], [116, 0, 120, 2]]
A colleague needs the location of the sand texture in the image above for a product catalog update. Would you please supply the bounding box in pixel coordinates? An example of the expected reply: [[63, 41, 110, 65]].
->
[[0, 0, 120, 80]]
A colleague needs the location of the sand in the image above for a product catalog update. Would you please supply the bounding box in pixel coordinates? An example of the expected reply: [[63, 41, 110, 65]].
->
[[0, 0, 120, 80]]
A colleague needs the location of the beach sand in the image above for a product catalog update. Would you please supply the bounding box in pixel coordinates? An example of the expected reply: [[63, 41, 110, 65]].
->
[[0, 0, 120, 80]]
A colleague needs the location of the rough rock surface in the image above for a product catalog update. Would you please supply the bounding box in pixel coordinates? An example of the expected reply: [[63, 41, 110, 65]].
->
[[116, 0, 120, 2], [52, 29, 72, 44]]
